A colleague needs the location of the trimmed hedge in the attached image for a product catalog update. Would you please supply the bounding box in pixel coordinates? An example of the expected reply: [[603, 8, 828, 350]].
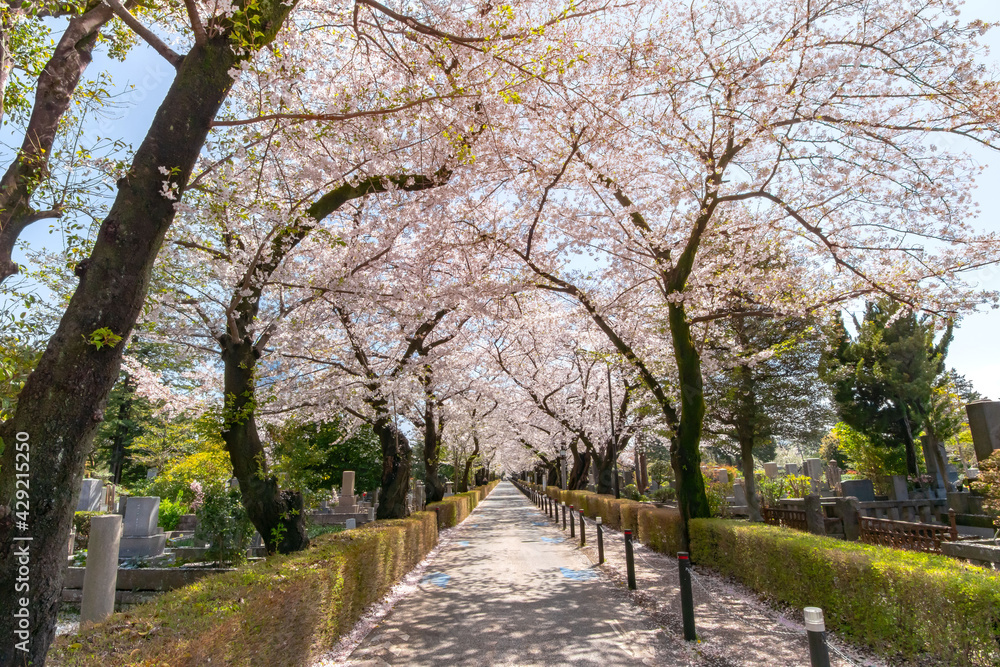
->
[[50, 512, 438, 666], [690, 519, 1000, 666], [637, 505, 684, 555], [619, 501, 643, 532], [426, 481, 498, 529]]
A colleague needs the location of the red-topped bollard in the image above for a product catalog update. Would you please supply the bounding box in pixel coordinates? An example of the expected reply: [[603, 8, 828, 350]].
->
[[678, 551, 696, 640]]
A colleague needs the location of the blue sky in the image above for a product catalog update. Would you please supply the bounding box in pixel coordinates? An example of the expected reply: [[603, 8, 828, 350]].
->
[[10, 0, 1000, 399]]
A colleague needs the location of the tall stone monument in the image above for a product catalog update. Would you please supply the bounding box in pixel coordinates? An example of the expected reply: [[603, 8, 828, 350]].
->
[[966, 400, 1000, 463], [334, 471, 357, 513]]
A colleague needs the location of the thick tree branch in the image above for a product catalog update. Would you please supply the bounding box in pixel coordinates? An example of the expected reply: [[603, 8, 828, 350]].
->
[[103, 0, 183, 68]]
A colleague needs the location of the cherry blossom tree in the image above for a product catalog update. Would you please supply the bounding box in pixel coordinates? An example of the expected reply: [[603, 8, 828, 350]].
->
[[469, 0, 1000, 542], [0, 0, 612, 657]]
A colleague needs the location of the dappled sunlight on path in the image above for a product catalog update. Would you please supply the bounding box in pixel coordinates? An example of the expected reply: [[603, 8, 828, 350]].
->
[[337, 482, 695, 666]]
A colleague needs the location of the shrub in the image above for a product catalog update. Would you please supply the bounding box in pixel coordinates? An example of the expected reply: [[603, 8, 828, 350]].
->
[[72, 511, 107, 551], [50, 512, 438, 666], [650, 486, 676, 502], [194, 487, 255, 566], [158, 496, 187, 532], [689, 519, 1000, 666], [637, 506, 684, 556]]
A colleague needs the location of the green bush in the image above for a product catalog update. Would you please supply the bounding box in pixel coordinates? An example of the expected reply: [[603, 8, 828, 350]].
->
[[72, 511, 108, 551], [51, 512, 438, 666], [650, 486, 676, 502], [158, 496, 187, 532], [194, 487, 255, 566], [690, 519, 1000, 666]]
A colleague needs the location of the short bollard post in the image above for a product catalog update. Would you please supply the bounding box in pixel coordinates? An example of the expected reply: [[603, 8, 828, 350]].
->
[[804, 607, 832, 667], [579, 508, 586, 546], [562, 503, 567, 530], [569, 506, 576, 537], [596, 517, 605, 564], [678, 552, 696, 640], [624, 530, 637, 590]]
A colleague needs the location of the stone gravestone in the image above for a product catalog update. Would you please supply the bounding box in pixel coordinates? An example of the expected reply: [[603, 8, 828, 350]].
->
[[732, 480, 748, 506], [146, 468, 158, 480], [334, 471, 357, 513], [840, 479, 875, 503], [228, 477, 240, 491], [118, 497, 166, 559], [921, 435, 957, 496], [785, 463, 799, 476], [763, 462, 779, 479], [804, 458, 824, 493], [77, 478, 104, 512], [345, 518, 356, 530], [888, 474, 908, 501], [714, 468, 729, 485], [825, 461, 843, 496], [966, 400, 1000, 463]]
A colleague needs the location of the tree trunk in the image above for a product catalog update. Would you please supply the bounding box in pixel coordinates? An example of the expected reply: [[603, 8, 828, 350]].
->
[[899, 408, 920, 477], [375, 419, 411, 519], [459, 435, 480, 493], [667, 301, 711, 544], [595, 440, 616, 495], [109, 376, 135, 485], [568, 446, 591, 489], [219, 335, 307, 554], [739, 436, 763, 522], [0, 7, 294, 660], [421, 393, 445, 502]]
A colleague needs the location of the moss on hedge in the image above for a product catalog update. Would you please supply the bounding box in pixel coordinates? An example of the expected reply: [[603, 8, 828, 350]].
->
[[690, 519, 1000, 666], [50, 512, 438, 666]]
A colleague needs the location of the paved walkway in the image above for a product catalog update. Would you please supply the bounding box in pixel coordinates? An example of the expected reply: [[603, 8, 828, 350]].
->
[[340, 482, 880, 667], [342, 482, 695, 666]]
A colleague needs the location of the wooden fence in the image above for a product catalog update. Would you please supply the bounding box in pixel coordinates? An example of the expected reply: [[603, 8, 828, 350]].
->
[[761, 506, 808, 532], [859, 509, 959, 554]]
